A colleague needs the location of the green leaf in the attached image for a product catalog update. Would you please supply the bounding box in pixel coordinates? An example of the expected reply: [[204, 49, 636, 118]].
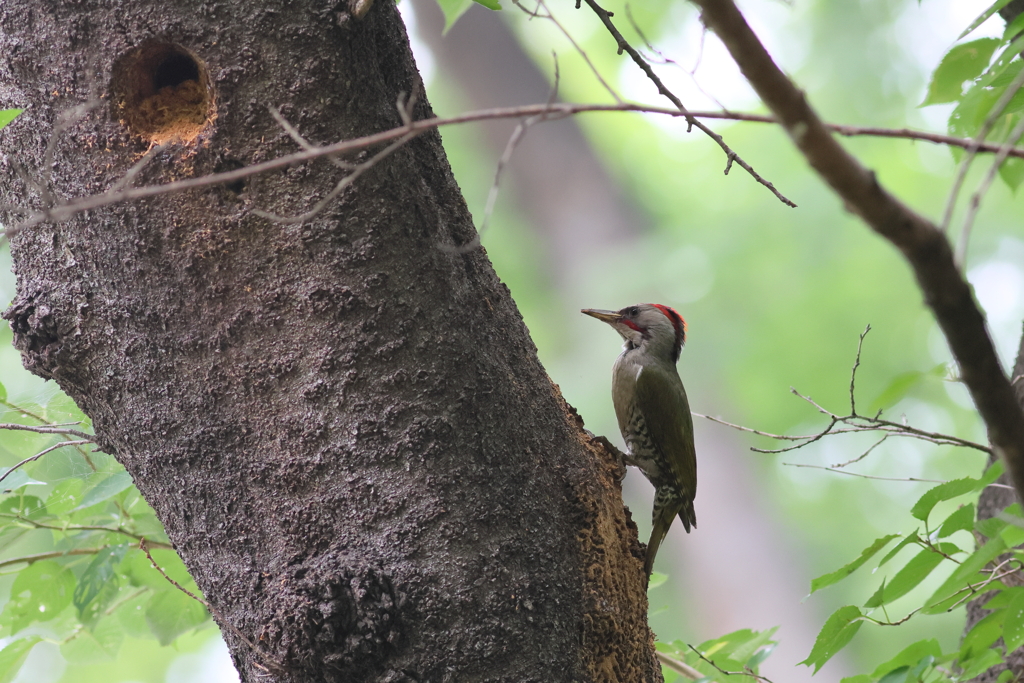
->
[[811, 535, 899, 593], [113, 587, 153, 637], [0, 470, 46, 491], [123, 548, 198, 592], [44, 478, 84, 516], [1000, 514, 1024, 547], [864, 548, 948, 607], [939, 503, 976, 538], [0, 560, 76, 634], [922, 38, 1002, 105], [869, 368, 942, 413], [1004, 589, 1024, 650], [925, 536, 1008, 610], [984, 585, 1024, 609], [1005, 11, 1024, 40], [0, 637, 41, 683], [60, 616, 125, 663], [0, 494, 46, 520], [0, 109, 21, 131], [473, 0, 500, 9], [877, 666, 910, 683], [998, 156, 1024, 191], [959, 647, 1004, 679], [911, 478, 980, 522], [981, 459, 1006, 487], [878, 533, 921, 567], [800, 606, 864, 672], [713, 627, 778, 667], [959, 0, 1015, 39], [145, 589, 209, 646], [869, 639, 942, 678], [961, 609, 1006, 661], [74, 544, 129, 625], [435, 0, 473, 31], [0, 381, 6, 402], [73, 470, 134, 510], [648, 571, 668, 590]]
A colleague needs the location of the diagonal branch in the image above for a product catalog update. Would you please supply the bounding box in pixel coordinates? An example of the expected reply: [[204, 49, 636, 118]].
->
[[692, 0, 1024, 504], [578, 0, 797, 207]]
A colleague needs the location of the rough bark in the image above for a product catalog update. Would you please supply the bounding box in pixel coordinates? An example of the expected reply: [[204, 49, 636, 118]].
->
[[0, 1, 659, 681]]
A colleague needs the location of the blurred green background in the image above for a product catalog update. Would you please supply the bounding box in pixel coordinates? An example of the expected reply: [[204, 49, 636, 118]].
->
[[3, 0, 1022, 681]]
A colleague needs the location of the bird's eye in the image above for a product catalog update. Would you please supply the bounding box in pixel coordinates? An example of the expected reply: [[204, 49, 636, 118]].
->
[[627, 307, 639, 316]]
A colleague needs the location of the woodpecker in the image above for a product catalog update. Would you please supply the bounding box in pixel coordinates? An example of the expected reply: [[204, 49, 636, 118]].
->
[[582, 303, 696, 577]]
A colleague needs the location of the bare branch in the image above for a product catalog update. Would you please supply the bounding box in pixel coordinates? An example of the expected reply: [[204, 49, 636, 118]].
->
[[512, 0, 623, 103], [253, 132, 419, 224], [8, 101, 1024, 238], [686, 642, 776, 683], [0, 513, 168, 545], [108, 143, 170, 193], [654, 651, 702, 680], [578, 0, 797, 207], [0, 548, 103, 569], [957, 114, 1024, 265], [139, 538, 285, 674], [942, 65, 1024, 233], [0, 422, 94, 440], [624, 5, 727, 111], [850, 324, 871, 415], [0, 440, 92, 486], [692, 0, 1024, 505]]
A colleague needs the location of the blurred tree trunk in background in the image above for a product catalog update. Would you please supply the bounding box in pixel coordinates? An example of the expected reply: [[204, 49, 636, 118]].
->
[[411, 5, 843, 680], [0, 0, 660, 680]]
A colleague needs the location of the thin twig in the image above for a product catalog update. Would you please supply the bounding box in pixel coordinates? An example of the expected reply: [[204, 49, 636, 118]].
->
[[139, 539, 285, 673], [692, 0, 1024, 503], [829, 433, 888, 469], [0, 440, 92, 486], [512, 0, 623, 103], [0, 402, 97, 471], [269, 106, 355, 170], [9, 102, 1024, 237], [624, 4, 728, 111], [942, 65, 1024, 233], [0, 398, 49, 424], [254, 132, 419, 224], [0, 422, 94, 439], [0, 513, 169, 545], [957, 114, 1024, 265], [655, 650, 703, 679], [578, 0, 797, 207], [108, 143, 170, 193], [850, 325, 871, 415], [686, 642, 776, 683], [0, 546, 131, 570]]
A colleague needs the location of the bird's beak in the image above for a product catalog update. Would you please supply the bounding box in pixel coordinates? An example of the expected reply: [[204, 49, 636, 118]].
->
[[581, 308, 621, 323]]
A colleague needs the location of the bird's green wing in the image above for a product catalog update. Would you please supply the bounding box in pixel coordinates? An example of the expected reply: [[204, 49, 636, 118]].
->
[[634, 365, 697, 501]]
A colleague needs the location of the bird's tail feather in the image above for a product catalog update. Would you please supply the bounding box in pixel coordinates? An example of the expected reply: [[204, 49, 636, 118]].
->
[[679, 499, 696, 532], [645, 501, 684, 576]]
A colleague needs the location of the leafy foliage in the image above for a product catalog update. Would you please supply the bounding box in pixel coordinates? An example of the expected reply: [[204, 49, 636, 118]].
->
[[923, 2, 1024, 189], [434, 0, 501, 32], [0, 389, 211, 681], [0, 110, 20, 131], [657, 627, 778, 683], [797, 461, 1023, 681]]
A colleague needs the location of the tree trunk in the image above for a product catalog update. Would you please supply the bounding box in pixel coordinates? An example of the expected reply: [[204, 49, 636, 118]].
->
[[0, 1, 658, 680]]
